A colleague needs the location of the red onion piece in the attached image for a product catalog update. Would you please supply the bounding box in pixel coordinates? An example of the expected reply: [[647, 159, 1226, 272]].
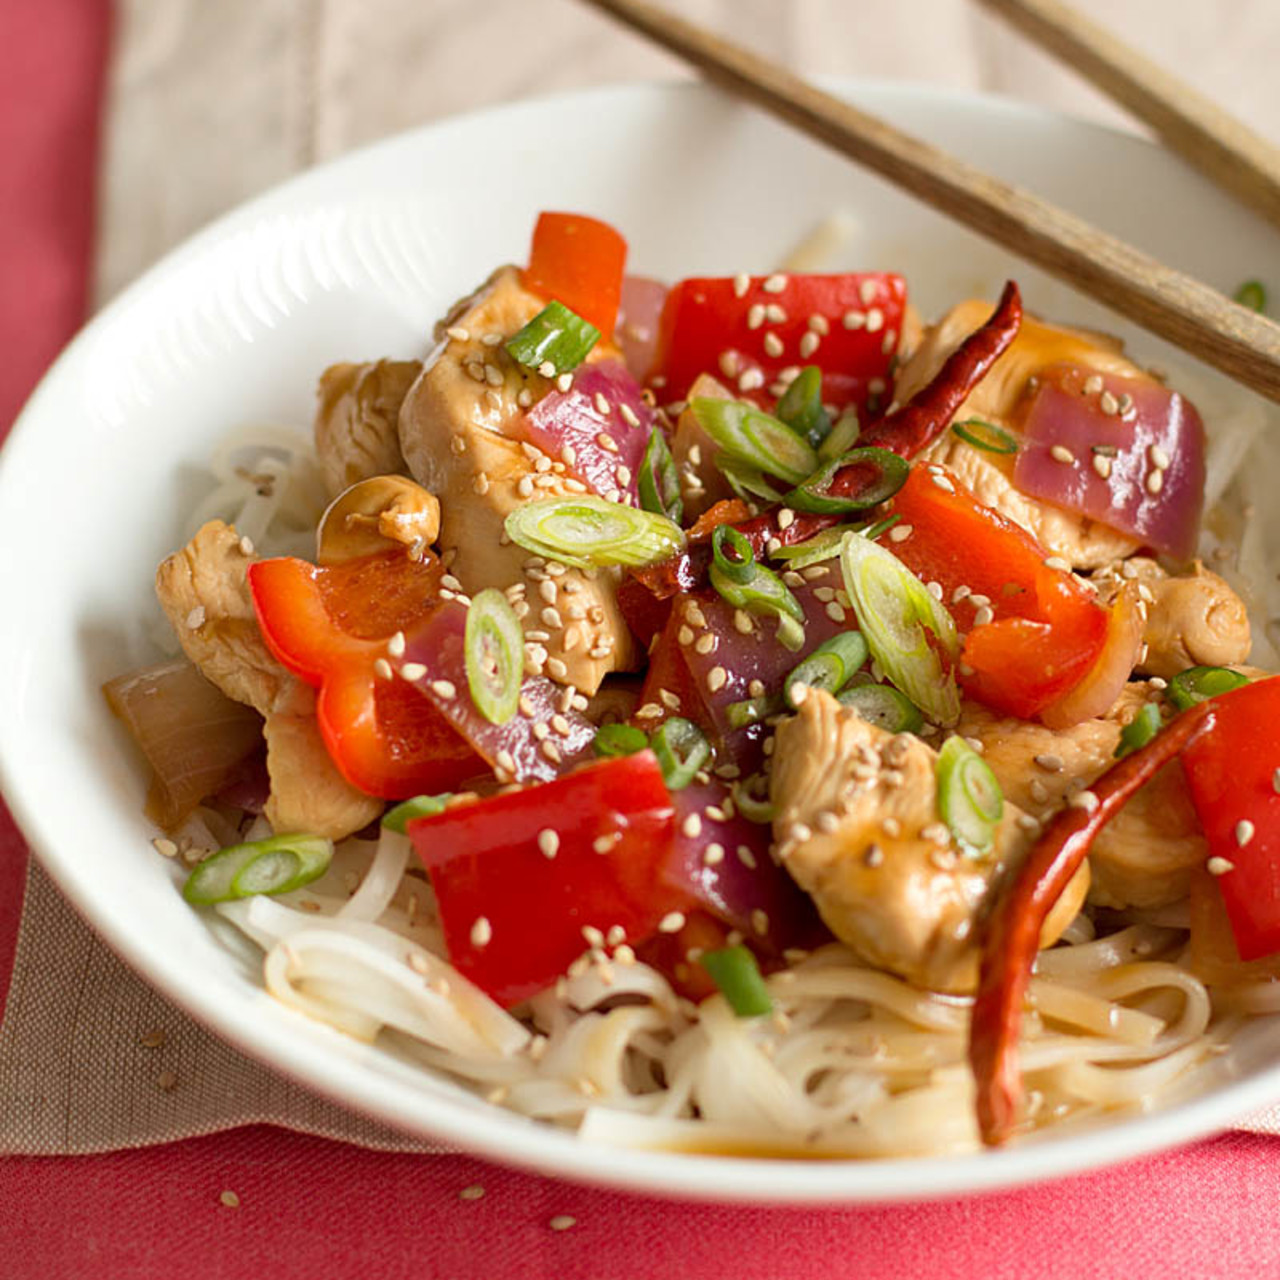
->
[[658, 781, 826, 954], [522, 360, 654, 505], [618, 276, 667, 382], [399, 602, 594, 782], [1013, 365, 1205, 561]]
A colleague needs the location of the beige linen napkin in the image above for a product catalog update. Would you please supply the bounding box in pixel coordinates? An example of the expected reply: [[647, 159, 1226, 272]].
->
[[6, 0, 1280, 1156]]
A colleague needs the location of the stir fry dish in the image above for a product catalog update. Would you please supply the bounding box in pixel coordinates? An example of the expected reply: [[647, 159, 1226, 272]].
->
[[107, 211, 1280, 1156]]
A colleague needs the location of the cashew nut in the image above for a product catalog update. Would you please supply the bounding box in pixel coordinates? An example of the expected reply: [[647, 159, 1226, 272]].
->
[[316, 475, 441, 565]]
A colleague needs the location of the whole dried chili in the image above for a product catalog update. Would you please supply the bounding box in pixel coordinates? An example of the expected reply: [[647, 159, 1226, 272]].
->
[[968, 698, 1214, 1146]]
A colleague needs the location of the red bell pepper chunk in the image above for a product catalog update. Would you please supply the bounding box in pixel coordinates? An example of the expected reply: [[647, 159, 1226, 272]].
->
[[406, 752, 685, 1006], [247, 551, 480, 798], [888, 465, 1110, 720], [651, 272, 906, 409], [521, 211, 628, 339], [1182, 676, 1280, 961]]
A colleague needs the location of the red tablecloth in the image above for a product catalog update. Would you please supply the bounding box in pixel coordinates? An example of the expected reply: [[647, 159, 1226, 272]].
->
[[3, 2, 1280, 1276]]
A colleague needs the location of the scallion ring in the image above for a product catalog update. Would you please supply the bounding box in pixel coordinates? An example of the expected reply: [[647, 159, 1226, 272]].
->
[[637, 428, 683, 524], [710, 526, 807, 652], [724, 693, 783, 730], [770, 525, 852, 569], [1166, 665, 1250, 712], [651, 717, 711, 790], [784, 631, 869, 708], [699, 945, 773, 1018], [182, 833, 333, 905], [593, 723, 649, 758], [951, 418, 1019, 455], [382, 794, 452, 834], [1114, 701, 1162, 759], [774, 366, 831, 448], [817, 407, 861, 461], [463, 588, 523, 724], [837, 682, 924, 733], [716, 456, 785, 503], [504, 300, 600, 373], [1235, 280, 1268, 313], [711, 525, 757, 585], [504, 496, 686, 570], [690, 397, 818, 485], [783, 447, 909, 516], [732, 776, 776, 825], [936, 736, 1003, 857]]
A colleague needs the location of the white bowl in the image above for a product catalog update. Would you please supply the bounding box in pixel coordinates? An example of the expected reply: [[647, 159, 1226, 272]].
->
[[3, 80, 1279, 1204]]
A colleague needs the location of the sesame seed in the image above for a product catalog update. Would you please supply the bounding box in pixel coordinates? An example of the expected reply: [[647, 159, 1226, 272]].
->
[[540, 739, 562, 763], [593, 832, 620, 854], [470, 916, 493, 947], [582, 924, 605, 948], [682, 813, 703, 838], [387, 630, 407, 657], [430, 679, 457, 699], [185, 606, 206, 630], [863, 844, 884, 867], [762, 273, 788, 294], [889, 524, 913, 543], [763, 332, 784, 358], [733, 609, 754, 634], [1146, 469, 1165, 495], [399, 663, 427, 681], [1034, 753, 1064, 772], [842, 309, 866, 330], [694, 633, 718, 655], [751, 908, 769, 936], [374, 657, 394, 681], [738, 368, 766, 392], [865, 307, 884, 333], [1099, 390, 1119, 416], [459, 1185, 486, 1201], [931, 474, 955, 493], [1083, 374, 1104, 395], [1236, 820, 1256, 847], [1092, 455, 1113, 480], [538, 829, 560, 859], [446, 326, 470, 342], [473, 472, 491, 495], [973, 605, 995, 627], [746, 303, 766, 330], [706, 666, 728, 693], [776, 507, 796, 530], [658, 911, 687, 934], [1050, 445, 1075, 464], [765, 304, 787, 323], [219, 1190, 240, 1209], [549, 1215, 577, 1232], [733, 272, 750, 297], [619, 403, 641, 429], [1149, 444, 1171, 470], [1069, 790, 1100, 813], [825, 601, 846, 623], [1208, 856, 1235, 876], [152, 837, 178, 858]]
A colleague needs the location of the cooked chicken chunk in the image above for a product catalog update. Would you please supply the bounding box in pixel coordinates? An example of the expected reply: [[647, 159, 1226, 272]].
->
[[895, 301, 1150, 568], [398, 266, 637, 694], [956, 685, 1206, 910], [770, 690, 1088, 992], [1092, 556, 1251, 680], [314, 359, 421, 499], [156, 520, 381, 839]]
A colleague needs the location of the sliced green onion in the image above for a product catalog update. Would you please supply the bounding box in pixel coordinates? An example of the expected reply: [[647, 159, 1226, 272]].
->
[[732, 776, 776, 825], [504, 496, 685, 570], [724, 694, 783, 730], [783, 447, 909, 516], [637, 428, 683, 524], [840, 532, 961, 726], [594, 723, 649, 757], [951, 418, 1018, 455], [817, 407, 861, 461], [710, 526, 807, 652], [504, 300, 600, 373], [774, 366, 831, 448], [464, 588, 523, 724], [838, 682, 924, 733], [784, 631, 869, 707], [1114, 701, 1162, 759], [699, 945, 773, 1017], [936, 736, 1002, 857], [691, 397, 818, 485], [651, 717, 711, 790], [182, 833, 333, 905], [382, 794, 452, 833], [771, 525, 854, 569], [716, 456, 785, 503], [1166, 665, 1250, 712], [861, 513, 902, 542], [1235, 280, 1268, 313]]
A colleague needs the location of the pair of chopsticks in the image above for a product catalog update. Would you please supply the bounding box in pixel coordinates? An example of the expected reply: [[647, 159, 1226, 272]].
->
[[580, 0, 1280, 405]]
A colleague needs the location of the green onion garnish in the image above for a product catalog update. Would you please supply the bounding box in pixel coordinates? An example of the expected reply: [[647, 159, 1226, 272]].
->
[[784, 447, 909, 516], [382, 794, 452, 833], [732, 776, 776, 825], [651, 717, 711, 790], [817, 407, 861, 461], [860, 513, 902, 542], [1166, 664, 1250, 712], [840, 532, 961, 726], [774, 366, 831, 448], [637, 428, 683, 524], [724, 694, 783, 729], [710, 526, 807, 652], [504, 496, 686, 570], [784, 631, 869, 708], [464, 588, 524, 725], [1114, 701, 1162, 759], [505, 300, 600, 374], [951, 418, 1019, 455], [716, 456, 785, 503], [770, 526, 851, 569], [182, 833, 333, 905], [838, 681, 924, 733], [936, 736, 1003, 857], [594, 723, 649, 757], [691, 397, 818, 485], [1234, 280, 1268, 313], [699, 945, 773, 1017]]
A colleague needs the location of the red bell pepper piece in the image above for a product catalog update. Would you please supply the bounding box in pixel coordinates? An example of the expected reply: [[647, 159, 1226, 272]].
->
[[1182, 676, 1280, 961], [652, 272, 906, 409], [406, 752, 684, 1006], [521, 211, 628, 339], [247, 551, 480, 798], [888, 464, 1110, 720]]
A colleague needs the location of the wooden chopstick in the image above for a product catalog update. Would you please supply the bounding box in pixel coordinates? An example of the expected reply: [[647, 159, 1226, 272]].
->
[[974, 0, 1280, 231], [579, 0, 1280, 405]]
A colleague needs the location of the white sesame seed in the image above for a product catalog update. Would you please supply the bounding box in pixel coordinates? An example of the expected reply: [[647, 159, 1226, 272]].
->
[[842, 309, 866, 330], [824, 601, 846, 623], [865, 307, 884, 333], [931, 474, 955, 493], [762, 273, 787, 294], [751, 908, 770, 936], [459, 1184, 485, 1201], [1044, 556, 1071, 572], [1092, 454, 1113, 480], [537, 829, 560, 859], [373, 657, 394, 681], [1069, 790, 1100, 813], [973, 605, 995, 627], [763, 332, 784, 358], [1050, 445, 1075, 464], [1083, 374, 1104, 396], [400, 662, 427, 681], [1100, 390, 1119, 416], [1150, 444, 1171, 471], [703, 842, 725, 866], [658, 911, 687, 934], [1236, 820, 1256, 847], [694, 633, 718, 656], [798, 331, 820, 358], [582, 924, 604, 948], [549, 1215, 577, 1232], [682, 813, 703, 838], [185, 606, 206, 630], [733, 272, 750, 297], [1034, 753, 1064, 772], [151, 837, 178, 859], [1208, 856, 1235, 876], [888, 523, 913, 543], [430, 679, 457, 699], [738, 368, 766, 393], [1146, 469, 1165, 495], [619, 403, 641, 429], [746, 303, 766, 330], [470, 916, 493, 948], [446, 326, 470, 342], [706, 666, 728, 693]]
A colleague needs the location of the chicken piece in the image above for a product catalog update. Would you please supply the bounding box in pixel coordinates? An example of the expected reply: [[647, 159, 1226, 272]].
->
[[314, 359, 421, 499], [1092, 556, 1251, 680], [156, 520, 381, 839], [894, 301, 1150, 568], [956, 686, 1206, 910], [398, 266, 638, 694], [770, 690, 1088, 992]]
